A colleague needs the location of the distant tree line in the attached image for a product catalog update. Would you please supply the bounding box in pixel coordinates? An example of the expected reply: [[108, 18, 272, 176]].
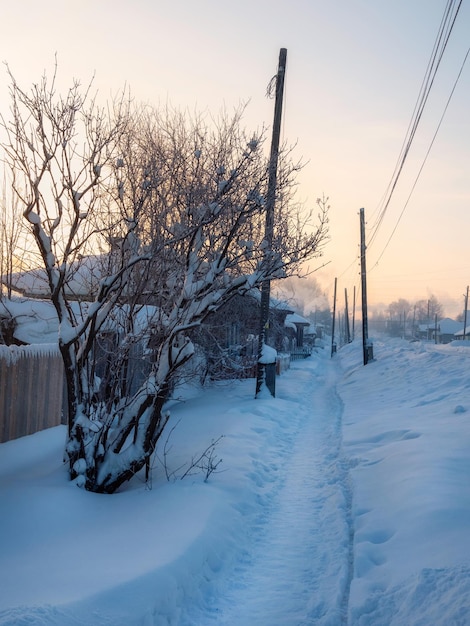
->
[[369, 295, 445, 338]]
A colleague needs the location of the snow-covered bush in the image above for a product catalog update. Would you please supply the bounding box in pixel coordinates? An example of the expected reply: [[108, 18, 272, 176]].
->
[[0, 68, 328, 493]]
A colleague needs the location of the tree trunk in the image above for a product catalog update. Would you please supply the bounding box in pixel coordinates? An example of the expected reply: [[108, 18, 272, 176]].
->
[[63, 372, 171, 493]]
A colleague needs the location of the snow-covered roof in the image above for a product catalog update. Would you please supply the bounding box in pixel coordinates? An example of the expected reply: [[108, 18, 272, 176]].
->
[[0, 297, 160, 345], [285, 313, 310, 327], [245, 288, 294, 313], [1, 298, 60, 344], [4, 256, 105, 300], [439, 318, 462, 334], [418, 318, 462, 334], [418, 323, 436, 332], [271, 298, 295, 312]]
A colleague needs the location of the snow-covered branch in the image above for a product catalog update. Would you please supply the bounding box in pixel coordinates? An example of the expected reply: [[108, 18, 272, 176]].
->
[[1, 69, 329, 493]]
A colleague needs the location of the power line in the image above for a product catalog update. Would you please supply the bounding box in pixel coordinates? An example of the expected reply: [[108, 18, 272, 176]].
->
[[371, 44, 469, 269], [368, 1, 455, 226], [367, 0, 464, 249], [329, 1, 465, 302], [368, 0, 461, 238]]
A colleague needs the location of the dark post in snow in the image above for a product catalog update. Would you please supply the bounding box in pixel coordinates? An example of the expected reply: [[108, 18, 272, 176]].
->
[[360, 207, 373, 365], [352, 285, 356, 341], [331, 277, 337, 357], [427, 300, 431, 341], [463, 286, 468, 341], [256, 47, 287, 398], [345, 287, 351, 343]]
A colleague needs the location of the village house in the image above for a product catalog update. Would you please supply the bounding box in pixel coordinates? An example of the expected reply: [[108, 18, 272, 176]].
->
[[1, 259, 313, 440], [454, 326, 470, 341], [417, 318, 463, 344]]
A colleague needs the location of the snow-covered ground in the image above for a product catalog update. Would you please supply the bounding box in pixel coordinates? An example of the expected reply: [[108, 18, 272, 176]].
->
[[1, 337, 469, 625]]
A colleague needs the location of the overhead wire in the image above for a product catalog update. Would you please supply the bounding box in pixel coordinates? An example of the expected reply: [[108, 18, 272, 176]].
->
[[332, 0, 465, 307], [368, 0, 459, 237], [371, 44, 470, 269], [367, 0, 453, 226], [367, 0, 463, 250]]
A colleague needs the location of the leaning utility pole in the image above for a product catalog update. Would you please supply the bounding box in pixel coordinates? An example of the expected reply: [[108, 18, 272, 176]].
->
[[360, 208, 373, 365], [256, 48, 287, 398]]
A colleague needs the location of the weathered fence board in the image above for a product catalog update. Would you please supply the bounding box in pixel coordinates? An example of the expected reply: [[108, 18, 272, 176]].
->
[[0, 344, 64, 443], [289, 347, 312, 361]]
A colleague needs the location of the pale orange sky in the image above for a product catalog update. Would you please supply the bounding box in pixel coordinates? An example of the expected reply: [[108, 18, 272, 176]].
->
[[1, 0, 469, 317]]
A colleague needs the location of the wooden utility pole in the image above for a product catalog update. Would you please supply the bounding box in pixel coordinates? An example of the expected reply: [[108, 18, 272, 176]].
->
[[345, 287, 351, 343], [352, 285, 356, 341], [331, 277, 337, 357], [463, 286, 469, 341], [256, 48, 287, 398], [427, 300, 431, 341], [360, 208, 373, 365]]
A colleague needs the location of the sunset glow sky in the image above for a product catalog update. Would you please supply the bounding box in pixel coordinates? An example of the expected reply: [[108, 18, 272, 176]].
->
[[1, 0, 469, 317]]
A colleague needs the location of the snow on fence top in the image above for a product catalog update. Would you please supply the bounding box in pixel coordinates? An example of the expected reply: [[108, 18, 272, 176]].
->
[[0, 343, 60, 365]]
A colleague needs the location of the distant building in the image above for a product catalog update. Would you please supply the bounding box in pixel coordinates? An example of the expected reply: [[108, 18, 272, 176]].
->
[[437, 318, 463, 343], [418, 318, 463, 343], [454, 326, 470, 341], [284, 313, 312, 349]]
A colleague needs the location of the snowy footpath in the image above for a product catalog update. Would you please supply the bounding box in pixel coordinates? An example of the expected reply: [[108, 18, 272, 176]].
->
[[1, 338, 470, 625], [182, 355, 351, 625]]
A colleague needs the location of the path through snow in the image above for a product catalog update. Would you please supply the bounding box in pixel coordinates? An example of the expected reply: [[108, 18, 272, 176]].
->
[[180, 354, 352, 625], [2, 340, 470, 624]]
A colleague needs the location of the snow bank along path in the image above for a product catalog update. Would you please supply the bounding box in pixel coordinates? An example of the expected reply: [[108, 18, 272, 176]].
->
[[181, 352, 352, 625], [0, 347, 352, 626], [339, 339, 470, 625], [2, 338, 470, 624]]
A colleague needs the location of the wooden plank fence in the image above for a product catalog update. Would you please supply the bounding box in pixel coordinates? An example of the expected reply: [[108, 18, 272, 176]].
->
[[0, 344, 65, 443], [289, 347, 312, 361], [0, 342, 310, 444]]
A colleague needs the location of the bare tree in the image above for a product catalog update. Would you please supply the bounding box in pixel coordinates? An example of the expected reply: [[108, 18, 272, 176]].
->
[[1, 68, 329, 493], [0, 173, 27, 298], [414, 295, 444, 324], [387, 298, 412, 337]]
